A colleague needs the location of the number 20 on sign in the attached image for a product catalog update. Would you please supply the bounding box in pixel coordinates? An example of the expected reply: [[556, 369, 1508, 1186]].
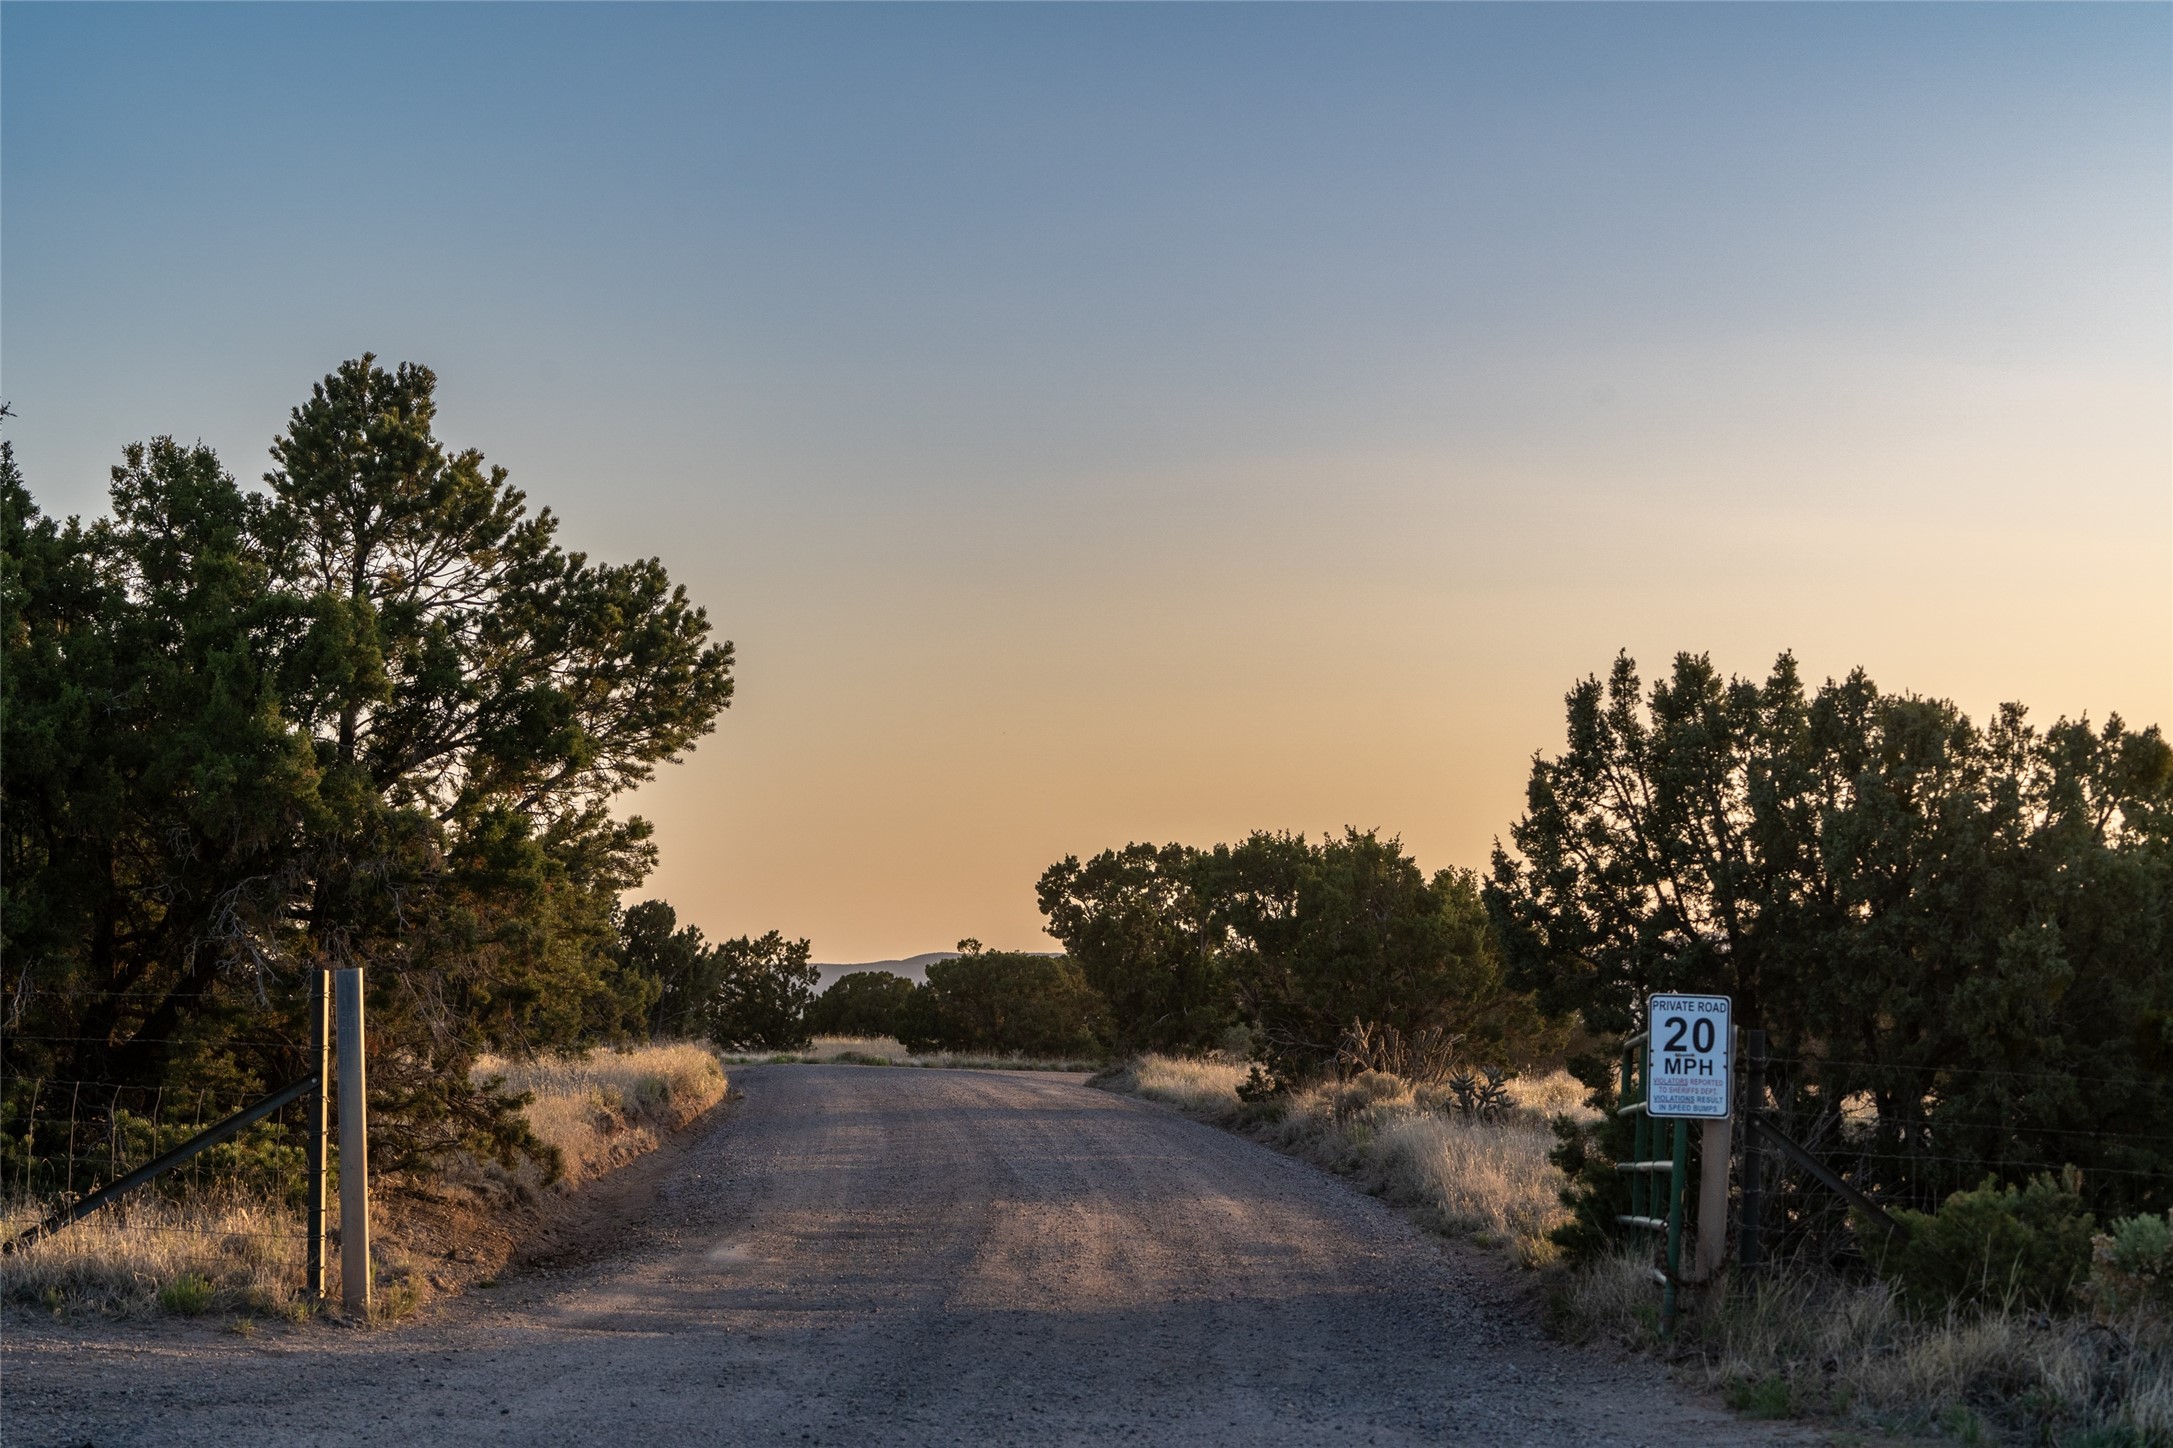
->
[[1646, 993, 1731, 1119]]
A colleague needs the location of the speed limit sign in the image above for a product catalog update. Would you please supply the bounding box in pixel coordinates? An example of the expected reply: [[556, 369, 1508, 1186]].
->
[[1646, 993, 1731, 1118]]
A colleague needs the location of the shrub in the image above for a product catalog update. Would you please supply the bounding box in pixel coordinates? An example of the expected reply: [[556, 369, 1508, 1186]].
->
[[1875, 1169, 2096, 1316], [2089, 1210, 2173, 1316], [1724, 1375, 1793, 1419], [1559, 1248, 2173, 1445]]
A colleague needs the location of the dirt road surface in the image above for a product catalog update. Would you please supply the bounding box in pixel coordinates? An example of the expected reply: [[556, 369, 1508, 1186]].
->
[[4, 1066, 1815, 1447]]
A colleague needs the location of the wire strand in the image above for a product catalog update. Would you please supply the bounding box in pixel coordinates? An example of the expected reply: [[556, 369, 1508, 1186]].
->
[[3, 1035, 300, 1048], [3, 1225, 298, 1241], [1766, 1113, 2173, 1146], [1765, 1055, 2172, 1090], [1761, 1147, 2167, 1181]]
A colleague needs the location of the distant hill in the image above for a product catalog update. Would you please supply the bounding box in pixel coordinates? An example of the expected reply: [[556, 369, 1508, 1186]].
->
[[810, 950, 1060, 993], [810, 952, 958, 992]]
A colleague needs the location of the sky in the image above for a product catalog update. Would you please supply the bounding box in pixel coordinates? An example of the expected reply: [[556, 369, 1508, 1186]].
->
[[5, 3, 2168, 961]]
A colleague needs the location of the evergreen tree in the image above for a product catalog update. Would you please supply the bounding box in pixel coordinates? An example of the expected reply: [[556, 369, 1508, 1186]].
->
[[704, 932, 818, 1051], [1487, 651, 2172, 1242], [1, 359, 736, 1177]]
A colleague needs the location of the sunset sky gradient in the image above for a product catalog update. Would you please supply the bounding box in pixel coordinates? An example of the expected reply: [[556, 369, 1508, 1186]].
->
[[6, 3, 2167, 959]]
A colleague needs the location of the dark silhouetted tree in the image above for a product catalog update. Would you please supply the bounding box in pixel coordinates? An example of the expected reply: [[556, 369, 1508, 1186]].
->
[[806, 970, 918, 1039], [1488, 651, 2171, 1255], [704, 932, 818, 1051]]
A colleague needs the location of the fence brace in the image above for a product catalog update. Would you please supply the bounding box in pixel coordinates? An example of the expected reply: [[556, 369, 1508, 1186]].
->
[[1753, 1116, 1907, 1239]]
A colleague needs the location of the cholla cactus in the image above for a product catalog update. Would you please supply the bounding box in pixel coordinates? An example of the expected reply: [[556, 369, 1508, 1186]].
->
[[1447, 1065, 1514, 1124], [1334, 1020, 1464, 1085]]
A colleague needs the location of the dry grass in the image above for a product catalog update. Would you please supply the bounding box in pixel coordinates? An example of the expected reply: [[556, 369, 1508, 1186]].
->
[[1504, 1070, 1595, 1120], [716, 1035, 1104, 1073], [1110, 1055, 1588, 1268], [1369, 1113, 1571, 1261], [1558, 1247, 2171, 1444], [474, 1040, 728, 1191], [0, 1192, 309, 1320], [1128, 1054, 1253, 1112]]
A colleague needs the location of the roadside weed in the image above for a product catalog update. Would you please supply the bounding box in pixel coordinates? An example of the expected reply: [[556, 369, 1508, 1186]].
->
[[157, 1272, 214, 1316]]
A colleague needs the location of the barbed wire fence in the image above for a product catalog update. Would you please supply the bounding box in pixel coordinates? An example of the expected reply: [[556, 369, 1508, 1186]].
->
[[0, 970, 366, 1310], [2, 1076, 313, 1223], [1741, 1045, 2173, 1271]]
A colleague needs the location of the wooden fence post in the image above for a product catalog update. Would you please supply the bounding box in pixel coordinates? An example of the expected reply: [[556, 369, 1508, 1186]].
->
[[335, 968, 370, 1316], [1694, 1116, 1732, 1281]]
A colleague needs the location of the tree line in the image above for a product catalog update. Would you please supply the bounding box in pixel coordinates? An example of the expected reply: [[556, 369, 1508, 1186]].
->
[[808, 652, 2171, 1234], [6, 361, 2166, 1226], [766, 829, 1565, 1075], [966, 652, 2172, 1229]]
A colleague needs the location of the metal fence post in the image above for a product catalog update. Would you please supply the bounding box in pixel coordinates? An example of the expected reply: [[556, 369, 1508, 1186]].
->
[[20, 1080, 42, 1197], [64, 1082, 79, 1200], [335, 968, 370, 1316], [1738, 1028, 1766, 1274], [308, 969, 332, 1295], [307, 969, 330, 1300]]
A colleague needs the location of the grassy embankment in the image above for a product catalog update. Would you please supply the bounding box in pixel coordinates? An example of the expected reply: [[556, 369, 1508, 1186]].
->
[[470, 1040, 727, 1194], [1111, 1054, 2169, 1446], [1, 1041, 727, 1321], [717, 1035, 1104, 1073]]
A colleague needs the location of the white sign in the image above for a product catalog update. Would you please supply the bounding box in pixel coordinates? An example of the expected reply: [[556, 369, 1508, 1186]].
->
[[1646, 993, 1731, 1119]]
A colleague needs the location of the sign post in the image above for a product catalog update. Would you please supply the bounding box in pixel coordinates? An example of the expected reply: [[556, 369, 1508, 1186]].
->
[[1618, 993, 1737, 1333], [1646, 994, 1733, 1298]]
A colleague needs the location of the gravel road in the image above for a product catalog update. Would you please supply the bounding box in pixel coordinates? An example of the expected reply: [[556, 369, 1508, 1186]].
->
[[3, 1065, 1815, 1447]]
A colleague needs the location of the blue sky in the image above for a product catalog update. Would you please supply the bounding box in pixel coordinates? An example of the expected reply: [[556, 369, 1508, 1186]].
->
[[7, 3, 2168, 956]]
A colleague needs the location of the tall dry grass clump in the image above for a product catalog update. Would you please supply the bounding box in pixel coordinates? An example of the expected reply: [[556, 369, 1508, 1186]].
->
[[1109, 1054, 1591, 1268], [1128, 1055, 1254, 1113], [1371, 1113, 1567, 1259], [474, 1040, 727, 1191], [0, 1192, 305, 1319]]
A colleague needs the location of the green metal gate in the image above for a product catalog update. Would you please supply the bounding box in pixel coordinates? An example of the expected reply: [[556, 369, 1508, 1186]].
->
[[1616, 1030, 1689, 1334]]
